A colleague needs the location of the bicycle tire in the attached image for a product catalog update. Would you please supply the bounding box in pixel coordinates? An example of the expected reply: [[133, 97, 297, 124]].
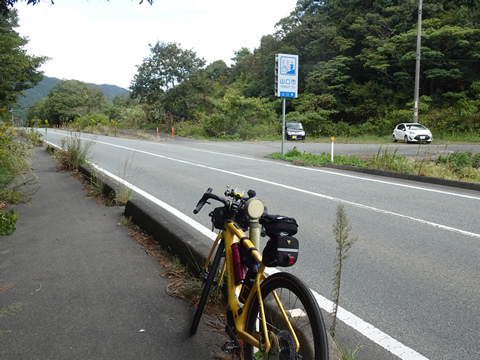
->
[[190, 240, 225, 336], [244, 272, 329, 360]]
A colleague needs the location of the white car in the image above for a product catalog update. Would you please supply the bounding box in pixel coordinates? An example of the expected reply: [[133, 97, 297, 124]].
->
[[392, 123, 433, 143]]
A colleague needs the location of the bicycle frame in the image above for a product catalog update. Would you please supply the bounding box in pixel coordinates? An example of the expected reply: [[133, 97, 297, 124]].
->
[[204, 221, 300, 353]]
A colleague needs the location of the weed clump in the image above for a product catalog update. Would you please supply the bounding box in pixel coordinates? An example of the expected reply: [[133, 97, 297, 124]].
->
[[0, 209, 18, 235], [54, 133, 93, 171], [19, 128, 43, 146], [330, 204, 357, 338]]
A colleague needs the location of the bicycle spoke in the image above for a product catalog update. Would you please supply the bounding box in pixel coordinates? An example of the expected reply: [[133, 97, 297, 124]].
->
[[245, 273, 328, 360]]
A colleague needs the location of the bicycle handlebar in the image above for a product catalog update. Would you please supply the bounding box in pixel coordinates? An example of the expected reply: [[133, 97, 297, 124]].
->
[[193, 188, 227, 214]]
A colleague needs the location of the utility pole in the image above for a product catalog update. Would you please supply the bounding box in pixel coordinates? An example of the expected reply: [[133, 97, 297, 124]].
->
[[413, 0, 423, 123]]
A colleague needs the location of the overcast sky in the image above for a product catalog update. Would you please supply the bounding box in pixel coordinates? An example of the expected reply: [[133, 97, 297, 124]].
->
[[15, 0, 298, 89]]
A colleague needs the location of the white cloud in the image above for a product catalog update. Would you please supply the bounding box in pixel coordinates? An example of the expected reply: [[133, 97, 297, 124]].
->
[[15, 0, 297, 89]]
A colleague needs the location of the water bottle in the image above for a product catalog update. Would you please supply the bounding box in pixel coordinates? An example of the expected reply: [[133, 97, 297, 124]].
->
[[231, 242, 245, 285]]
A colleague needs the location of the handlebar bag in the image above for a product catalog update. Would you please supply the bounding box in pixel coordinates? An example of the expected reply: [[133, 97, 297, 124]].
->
[[260, 214, 298, 237], [262, 236, 299, 267]]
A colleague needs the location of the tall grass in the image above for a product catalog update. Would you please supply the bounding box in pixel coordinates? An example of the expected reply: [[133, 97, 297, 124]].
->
[[0, 125, 32, 200], [19, 128, 43, 146], [0, 123, 33, 235], [54, 132, 93, 171]]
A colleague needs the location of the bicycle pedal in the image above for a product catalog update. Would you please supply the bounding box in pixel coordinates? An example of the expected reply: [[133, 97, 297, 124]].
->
[[221, 340, 240, 353], [199, 269, 209, 281]]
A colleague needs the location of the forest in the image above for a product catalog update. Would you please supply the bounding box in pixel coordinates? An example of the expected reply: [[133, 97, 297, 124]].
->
[[4, 0, 480, 140]]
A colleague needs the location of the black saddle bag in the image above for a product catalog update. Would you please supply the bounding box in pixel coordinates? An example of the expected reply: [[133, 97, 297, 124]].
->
[[262, 235, 299, 267], [260, 214, 298, 238]]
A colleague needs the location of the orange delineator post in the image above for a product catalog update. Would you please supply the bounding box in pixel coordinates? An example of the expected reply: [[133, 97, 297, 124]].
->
[[172, 127, 174, 138]]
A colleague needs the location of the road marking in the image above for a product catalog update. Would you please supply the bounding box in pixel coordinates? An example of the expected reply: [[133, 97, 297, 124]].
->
[[45, 134, 431, 359], [46, 133, 480, 239], [190, 148, 480, 201]]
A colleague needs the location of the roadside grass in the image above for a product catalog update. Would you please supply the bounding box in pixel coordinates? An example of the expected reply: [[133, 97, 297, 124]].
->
[[0, 123, 34, 235], [54, 132, 93, 172], [114, 152, 141, 205], [18, 128, 43, 147], [267, 146, 480, 183], [335, 340, 362, 360], [0, 302, 21, 334]]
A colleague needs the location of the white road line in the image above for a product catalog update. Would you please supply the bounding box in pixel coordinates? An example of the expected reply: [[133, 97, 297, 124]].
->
[[45, 134, 431, 359], [190, 148, 480, 201], [47, 130, 480, 201], [47, 133, 480, 239]]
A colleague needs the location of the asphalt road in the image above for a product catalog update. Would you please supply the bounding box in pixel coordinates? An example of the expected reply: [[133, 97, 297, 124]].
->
[[43, 129, 480, 360]]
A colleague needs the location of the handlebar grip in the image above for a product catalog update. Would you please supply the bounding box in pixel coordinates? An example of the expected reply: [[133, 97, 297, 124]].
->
[[193, 188, 213, 214]]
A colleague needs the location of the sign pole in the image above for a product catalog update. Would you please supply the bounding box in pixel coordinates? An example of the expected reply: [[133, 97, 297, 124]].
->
[[281, 98, 286, 156], [275, 53, 299, 156]]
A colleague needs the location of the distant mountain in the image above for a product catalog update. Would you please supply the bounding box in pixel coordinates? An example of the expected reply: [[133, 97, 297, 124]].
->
[[94, 83, 130, 100], [16, 76, 61, 106], [16, 76, 130, 106]]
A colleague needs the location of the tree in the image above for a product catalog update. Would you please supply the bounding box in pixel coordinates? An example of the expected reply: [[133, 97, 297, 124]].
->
[[0, 10, 47, 109], [1, 0, 154, 16], [130, 42, 206, 123], [39, 80, 107, 125], [131, 42, 205, 100], [270, 0, 480, 127]]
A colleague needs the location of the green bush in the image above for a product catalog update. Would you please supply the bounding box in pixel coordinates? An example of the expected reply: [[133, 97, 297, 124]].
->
[[200, 89, 278, 140], [77, 113, 110, 129], [0, 124, 32, 211], [0, 209, 18, 235]]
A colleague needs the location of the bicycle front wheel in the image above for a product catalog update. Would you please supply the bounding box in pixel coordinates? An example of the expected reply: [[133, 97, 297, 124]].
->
[[190, 239, 224, 336], [244, 272, 329, 360]]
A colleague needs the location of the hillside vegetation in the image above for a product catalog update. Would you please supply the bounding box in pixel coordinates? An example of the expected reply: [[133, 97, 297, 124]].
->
[[12, 1, 480, 141]]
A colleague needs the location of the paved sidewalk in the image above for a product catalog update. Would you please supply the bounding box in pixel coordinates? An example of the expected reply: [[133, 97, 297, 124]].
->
[[0, 147, 224, 359]]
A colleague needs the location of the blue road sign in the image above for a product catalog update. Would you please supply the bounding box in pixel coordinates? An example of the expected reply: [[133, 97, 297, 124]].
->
[[276, 54, 299, 98]]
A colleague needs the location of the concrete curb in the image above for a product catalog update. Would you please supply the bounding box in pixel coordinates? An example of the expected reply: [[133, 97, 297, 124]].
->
[[123, 197, 213, 271], [78, 164, 213, 271]]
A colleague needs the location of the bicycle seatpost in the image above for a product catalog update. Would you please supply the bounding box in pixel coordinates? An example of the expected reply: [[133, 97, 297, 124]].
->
[[245, 197, 264, 249]]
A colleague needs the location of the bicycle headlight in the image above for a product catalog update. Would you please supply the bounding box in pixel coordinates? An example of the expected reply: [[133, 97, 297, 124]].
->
[[245, 198, 264, 219]]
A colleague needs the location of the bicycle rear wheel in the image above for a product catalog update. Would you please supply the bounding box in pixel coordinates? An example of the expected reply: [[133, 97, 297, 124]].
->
[[190, 239, 224, 336], [244, 272, 329, 360]]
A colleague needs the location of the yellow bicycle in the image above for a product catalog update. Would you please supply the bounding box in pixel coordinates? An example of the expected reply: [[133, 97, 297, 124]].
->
[[190, 187, 329, 360]]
